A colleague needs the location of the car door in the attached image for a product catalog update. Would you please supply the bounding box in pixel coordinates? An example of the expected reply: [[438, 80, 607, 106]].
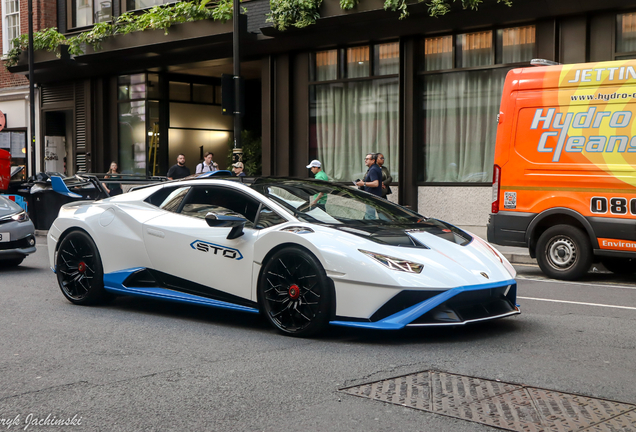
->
[[142, 184, 262, 301]]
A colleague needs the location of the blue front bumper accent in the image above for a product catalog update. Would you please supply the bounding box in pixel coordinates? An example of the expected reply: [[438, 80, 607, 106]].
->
[[329, 279, 517, 330], [103, 268, 259, 314]]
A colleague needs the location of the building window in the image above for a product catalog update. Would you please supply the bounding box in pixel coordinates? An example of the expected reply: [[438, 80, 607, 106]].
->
[[419, 25, 535, 183], [125, 0, 174, 11], [617, 13, 636, 58], [118, 74, 151, 175], [71, 0, 112, 28], [309, 43, 399, 182], [2, 0, 20, 55]]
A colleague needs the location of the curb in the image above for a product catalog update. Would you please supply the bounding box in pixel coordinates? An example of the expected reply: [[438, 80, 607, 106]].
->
[[502, 253, 536, 265]]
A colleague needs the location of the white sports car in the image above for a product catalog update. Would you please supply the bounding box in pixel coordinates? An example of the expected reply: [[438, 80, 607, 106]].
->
[[48, 176, 519, 337]]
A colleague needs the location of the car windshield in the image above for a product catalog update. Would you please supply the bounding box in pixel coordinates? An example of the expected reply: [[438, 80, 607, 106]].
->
[[251, 179, 425, 225]]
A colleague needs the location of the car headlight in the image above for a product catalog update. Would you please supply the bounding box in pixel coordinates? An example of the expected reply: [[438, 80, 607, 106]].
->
[[8, 211, 29, 222], [359, 249, 424, 273]]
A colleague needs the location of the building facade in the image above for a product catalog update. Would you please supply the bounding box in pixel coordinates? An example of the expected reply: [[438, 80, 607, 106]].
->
[[3, 0, 636, 226]]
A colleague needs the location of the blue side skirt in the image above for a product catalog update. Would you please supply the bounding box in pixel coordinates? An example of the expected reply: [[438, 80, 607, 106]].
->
[[103, 268, 259, 314]]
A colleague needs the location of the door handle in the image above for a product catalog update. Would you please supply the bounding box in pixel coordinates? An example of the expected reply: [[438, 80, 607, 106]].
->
[[146, 228, 165, 238]]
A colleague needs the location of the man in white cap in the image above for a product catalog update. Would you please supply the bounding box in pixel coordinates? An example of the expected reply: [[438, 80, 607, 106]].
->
[[232, 161, 246, 177], [306, 160, 328, 181]]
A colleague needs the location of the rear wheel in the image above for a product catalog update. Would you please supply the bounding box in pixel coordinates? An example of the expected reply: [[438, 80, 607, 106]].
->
[[259, 247, 331, 337], [601, 257, 636, 275], [56, 230, 109, 305], [536, 225, 592, 281]]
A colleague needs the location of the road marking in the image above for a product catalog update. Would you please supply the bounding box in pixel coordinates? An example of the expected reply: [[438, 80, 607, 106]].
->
[[518, 296, 636, 311], [517, 275, 636, 291]]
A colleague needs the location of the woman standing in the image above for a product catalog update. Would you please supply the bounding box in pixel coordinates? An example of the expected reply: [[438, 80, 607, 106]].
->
[[103, 161, 123, 196]]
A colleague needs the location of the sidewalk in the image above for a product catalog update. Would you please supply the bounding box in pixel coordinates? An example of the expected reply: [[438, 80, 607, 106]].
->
[[459, 225, 535, 265]]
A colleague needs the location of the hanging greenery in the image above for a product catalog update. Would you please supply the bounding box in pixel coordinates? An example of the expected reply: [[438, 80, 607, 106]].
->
[[268, 0, 512, 31], [4, 0, 514, 68], [4, 0, 236, 67]]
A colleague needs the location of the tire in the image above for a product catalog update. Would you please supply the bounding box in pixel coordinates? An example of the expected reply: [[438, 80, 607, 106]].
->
[[258, 247, 332, 337], [0, 258, 24, 267], [56, 230, 109, 305], [536, 224, 593, 281], [601, 257, 636, 275]]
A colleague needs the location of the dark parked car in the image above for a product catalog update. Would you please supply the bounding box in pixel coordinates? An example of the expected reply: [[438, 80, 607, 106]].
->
[[0, 195, 36, 267]]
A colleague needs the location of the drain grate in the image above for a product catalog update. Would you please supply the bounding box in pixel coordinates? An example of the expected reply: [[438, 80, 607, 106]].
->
[[340, 371, 636, 431]]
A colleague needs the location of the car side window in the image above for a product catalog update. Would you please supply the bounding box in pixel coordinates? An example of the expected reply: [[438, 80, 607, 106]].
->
[[145, 186, 191, 212], [179, 186, 260, 228], [255, 205, 287, 229], [159, 187, 191, 213]]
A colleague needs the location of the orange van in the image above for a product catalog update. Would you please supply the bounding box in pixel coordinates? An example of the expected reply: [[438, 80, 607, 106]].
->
[[488, 59, 636, 280]]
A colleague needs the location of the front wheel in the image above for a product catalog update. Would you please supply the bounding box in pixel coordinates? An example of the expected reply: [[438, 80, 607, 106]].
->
[[536, 224, 592, 281], [258, 247, 332, 337], [56, 230, 109, 305]]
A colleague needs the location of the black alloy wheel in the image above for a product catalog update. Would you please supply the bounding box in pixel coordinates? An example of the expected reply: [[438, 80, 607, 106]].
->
[[536, 224, 592, 281], [259, 247, 331, 337], [56, 230, 109, 305]]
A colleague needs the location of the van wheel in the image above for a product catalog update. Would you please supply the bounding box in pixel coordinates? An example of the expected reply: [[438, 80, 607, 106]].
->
[[601, 257, 636, 275], [536, 225, 592, 280]]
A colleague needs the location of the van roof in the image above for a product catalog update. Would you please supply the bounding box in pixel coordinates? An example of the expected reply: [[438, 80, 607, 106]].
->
[[509, 59, 636, 91]]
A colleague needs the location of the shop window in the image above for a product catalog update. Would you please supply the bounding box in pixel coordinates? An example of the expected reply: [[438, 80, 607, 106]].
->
[[118, 74, 147, 175], [0, 131, 27, 176], [2, 0, 20, 55], [374, 42, 399, 75], [313, 50, 338, 81], [418, 25, 534, 183], [347, 46, 370, 78], [420, 69, 510, 183], [457, 31, 493, 68], [497, 26, 535, 64], [309, 42, 400, 182], [617, 13, 636, 57], [423, 36, 453, 72]]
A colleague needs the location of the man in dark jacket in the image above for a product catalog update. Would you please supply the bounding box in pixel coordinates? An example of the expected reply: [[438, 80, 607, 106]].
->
[[355, 153, 382, 197]]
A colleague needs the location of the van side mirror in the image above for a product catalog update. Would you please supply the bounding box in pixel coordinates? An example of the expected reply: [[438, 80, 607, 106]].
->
[[205, 213, 246, 239]]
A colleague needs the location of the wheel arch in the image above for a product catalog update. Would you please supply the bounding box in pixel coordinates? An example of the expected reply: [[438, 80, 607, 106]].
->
[[256, 242, 337, 321], [55, 226, 95, 254], [526, 208, 597, 258]]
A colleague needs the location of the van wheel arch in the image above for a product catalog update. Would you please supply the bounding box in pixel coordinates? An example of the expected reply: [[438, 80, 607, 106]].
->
[[526, 208, 597, 258]]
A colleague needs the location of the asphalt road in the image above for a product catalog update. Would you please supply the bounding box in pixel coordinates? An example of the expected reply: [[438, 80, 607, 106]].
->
[[0, 242, 635, 431]]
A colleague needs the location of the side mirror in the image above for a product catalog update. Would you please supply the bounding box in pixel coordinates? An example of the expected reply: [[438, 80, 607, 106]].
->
[[205, 213, 246, 239]]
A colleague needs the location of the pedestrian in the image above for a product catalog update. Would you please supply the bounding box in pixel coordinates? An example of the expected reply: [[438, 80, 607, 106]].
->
[[102, 161, 123, 196], [355, 153, 382, 197], [195, 152, 216, 174], [377, 153, 392, 199], [306, 159, 329, 181], [306, 160, 328, 209], [167, 154, 190, 180], [232, 161, 246, 177]]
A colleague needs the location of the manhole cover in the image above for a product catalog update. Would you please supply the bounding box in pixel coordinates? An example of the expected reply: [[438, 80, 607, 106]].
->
[[340, 371, 636, 431]]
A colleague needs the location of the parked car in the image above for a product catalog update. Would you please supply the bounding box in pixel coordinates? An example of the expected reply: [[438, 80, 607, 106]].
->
[[0, 195, 36, 267], [48, 177, 519, 337]]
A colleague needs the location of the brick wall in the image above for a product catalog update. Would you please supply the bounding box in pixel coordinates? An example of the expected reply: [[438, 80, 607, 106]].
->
[[0, 0, 58, 89]]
